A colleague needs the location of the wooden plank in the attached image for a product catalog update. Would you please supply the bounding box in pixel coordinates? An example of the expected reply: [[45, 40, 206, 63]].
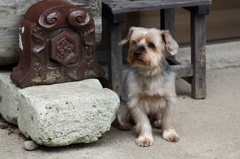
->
[[102, 0, 212, 14], [107, 22, 122, 96], [160, 8, 176, 59], [184, 5, 210, 15], [167, 57, 181, 65], [170, 64, 193, 78], [191, 13, 206, 99], [161, 8, 175, 36], [0, 0, 102, 65], [167, 58, 192, 83], [102, 6, 125, 24]]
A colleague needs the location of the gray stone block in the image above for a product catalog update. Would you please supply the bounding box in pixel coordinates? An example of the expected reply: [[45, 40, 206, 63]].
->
[[0, 71, 119, 146], [0, 71, 19, 125]]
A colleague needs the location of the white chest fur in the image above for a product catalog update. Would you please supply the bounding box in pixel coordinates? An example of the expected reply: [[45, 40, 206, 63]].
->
[[126, 70, 176, 114]]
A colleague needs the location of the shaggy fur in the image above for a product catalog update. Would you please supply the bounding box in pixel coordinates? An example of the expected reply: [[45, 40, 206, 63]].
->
[[115, 27, 180, 147]]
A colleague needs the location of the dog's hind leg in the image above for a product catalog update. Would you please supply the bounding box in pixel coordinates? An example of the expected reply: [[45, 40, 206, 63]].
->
[[112, 102, 132, 130], [150, 112, 162, 129]]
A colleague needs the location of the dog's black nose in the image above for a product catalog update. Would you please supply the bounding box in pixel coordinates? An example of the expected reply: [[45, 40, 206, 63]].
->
[[134, 51, 141, 58]]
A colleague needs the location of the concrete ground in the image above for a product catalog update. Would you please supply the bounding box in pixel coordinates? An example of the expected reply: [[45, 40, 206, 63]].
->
[[1, 66, 240, 159]]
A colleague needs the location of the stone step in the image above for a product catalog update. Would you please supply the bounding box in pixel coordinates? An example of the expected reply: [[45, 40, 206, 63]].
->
[[0, 71, 119, 147]]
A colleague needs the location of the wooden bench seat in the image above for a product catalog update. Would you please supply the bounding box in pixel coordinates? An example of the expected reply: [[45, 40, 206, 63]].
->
[[103, 0, 211, 14], [102, 0, 212, 99]]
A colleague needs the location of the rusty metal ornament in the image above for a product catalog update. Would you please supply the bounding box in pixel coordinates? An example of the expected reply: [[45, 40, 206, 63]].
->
[[11, 0, 104, 88]]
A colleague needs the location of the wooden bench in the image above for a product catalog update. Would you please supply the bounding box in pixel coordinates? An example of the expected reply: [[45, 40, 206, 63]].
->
[[102, 0, 212, 99]]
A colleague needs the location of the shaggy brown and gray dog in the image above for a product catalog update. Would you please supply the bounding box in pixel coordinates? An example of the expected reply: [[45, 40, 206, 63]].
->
[[115, 27, 180, 147]]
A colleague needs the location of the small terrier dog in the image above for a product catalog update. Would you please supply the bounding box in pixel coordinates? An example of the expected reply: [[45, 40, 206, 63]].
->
[[115, 27, 179, 147]]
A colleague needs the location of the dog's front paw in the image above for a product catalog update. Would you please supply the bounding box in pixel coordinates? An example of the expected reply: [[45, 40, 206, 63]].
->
[[135, 135, 153, 147], [162, 129, 179, 142]]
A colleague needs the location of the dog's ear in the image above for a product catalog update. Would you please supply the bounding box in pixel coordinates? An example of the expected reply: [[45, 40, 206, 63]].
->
[[118, 27, 136, 46], [161, 31, 179, 55]]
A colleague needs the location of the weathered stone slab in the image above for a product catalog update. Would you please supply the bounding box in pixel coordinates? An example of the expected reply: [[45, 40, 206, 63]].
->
[[0, 71, 19, 125], [0, 71, 119, 146], [0, 0, 102, 65]]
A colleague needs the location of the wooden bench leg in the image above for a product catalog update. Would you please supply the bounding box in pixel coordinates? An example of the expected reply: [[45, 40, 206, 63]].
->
[[191, 13, 206, 99], [160, 8, 175, 37], [161, 8, 176, 60], [107, 21, 123, 96]]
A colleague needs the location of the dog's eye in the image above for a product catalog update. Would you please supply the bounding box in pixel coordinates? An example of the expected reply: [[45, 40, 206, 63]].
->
[[148, 43, 155, 48], [133, 41, 137, 46]]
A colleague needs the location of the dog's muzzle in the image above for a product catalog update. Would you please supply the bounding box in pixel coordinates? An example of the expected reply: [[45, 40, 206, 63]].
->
[[134, 51, 141, 58]]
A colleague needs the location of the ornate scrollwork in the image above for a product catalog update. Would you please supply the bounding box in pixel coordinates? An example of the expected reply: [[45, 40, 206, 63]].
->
[[39, 11, 64, 29], [31, 26, 46, 56], [82, 23, 95, 46], [67, 9, 90, 27]]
